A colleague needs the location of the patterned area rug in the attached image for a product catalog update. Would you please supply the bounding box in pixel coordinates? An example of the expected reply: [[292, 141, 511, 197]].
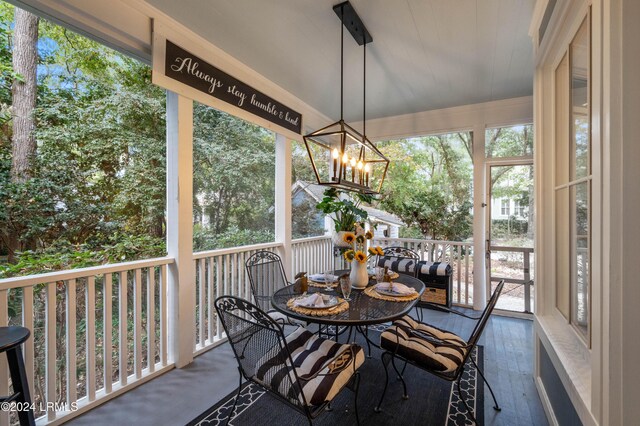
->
[[188, 330, 484, 426]]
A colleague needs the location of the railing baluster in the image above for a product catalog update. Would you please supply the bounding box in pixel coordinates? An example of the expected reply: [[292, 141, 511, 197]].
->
[[134, 269, 142, 379], [45, 282, 56, 421], [198, 259, 205, 348], [160, 264, 168, 366], [465, 245, 470, 305], [22, 286, 34, 401], [207, 258, 214, 344], [231, 253, 238, 300], [216, 256, 223, 340], [87, 276, 96, 401], [119, 271, 128, 386], [66, 279, 77, 405], [104, 273, 113, 392], [147, 268, 156, 373]]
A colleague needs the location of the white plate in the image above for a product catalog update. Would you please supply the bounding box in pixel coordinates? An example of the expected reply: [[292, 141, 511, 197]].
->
[[309, 273, 339, 282], [375, 286, 415, 297], [294, 294, 340, 309]]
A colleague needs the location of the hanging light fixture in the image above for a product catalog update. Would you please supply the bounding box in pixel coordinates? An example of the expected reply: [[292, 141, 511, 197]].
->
[[303, 1, 389, 195]]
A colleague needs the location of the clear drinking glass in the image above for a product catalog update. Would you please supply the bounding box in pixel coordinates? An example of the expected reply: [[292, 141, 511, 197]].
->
[[340, 276, 352, 301], [324, 270, 333, 291], [375, 267, 385, 284]]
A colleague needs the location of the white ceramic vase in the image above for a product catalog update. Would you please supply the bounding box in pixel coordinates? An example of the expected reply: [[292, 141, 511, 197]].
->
[[350, 260, 369, 289]]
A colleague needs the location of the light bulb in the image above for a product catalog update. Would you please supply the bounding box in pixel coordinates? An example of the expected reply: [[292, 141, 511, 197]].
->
[[332, 148, 339, 159], [364, 163, 371, 172], [350, 157, 357, 167], [342, 153, 349, 163], [357, 161, 363, 170]]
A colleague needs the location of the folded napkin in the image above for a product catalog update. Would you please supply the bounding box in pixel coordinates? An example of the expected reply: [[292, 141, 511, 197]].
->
[[293, 293, 327, 308], [374, 282, 417, 295], [309, 273, 339, 282]]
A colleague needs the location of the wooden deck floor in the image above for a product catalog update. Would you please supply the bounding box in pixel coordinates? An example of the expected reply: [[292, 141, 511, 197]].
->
[[68, 308, 547, 426]]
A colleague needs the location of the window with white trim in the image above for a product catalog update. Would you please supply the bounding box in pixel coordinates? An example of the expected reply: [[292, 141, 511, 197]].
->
[[554, 14, 591, 344]]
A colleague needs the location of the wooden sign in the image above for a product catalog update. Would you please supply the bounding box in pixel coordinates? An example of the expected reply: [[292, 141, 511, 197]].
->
[[164, 40, 302, 134]]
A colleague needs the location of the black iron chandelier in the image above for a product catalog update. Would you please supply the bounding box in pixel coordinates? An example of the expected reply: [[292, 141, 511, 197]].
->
[[303, 1, 389, 195]]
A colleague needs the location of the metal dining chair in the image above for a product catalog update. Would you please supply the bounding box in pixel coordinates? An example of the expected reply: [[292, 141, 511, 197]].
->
[[215, 296, 364, 425], [375, 280, 505, 424], [245, 250, 302, 326]]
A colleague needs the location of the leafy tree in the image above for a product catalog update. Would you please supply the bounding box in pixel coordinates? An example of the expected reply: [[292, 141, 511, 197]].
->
[[378, 134, 473, 240], [193, 104, 275, 238]]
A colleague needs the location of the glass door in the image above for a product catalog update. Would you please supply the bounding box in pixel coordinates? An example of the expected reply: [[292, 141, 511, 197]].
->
[[486, 162, 534, 313]]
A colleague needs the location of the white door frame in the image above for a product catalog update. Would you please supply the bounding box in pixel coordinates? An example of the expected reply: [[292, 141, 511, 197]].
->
[[484, 157, 534, 311]]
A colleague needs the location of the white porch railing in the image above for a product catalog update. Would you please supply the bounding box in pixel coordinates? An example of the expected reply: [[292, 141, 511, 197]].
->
[[192, 242, 283, 355], [0, 257, 174, 425], [291, 236, 340, 275]]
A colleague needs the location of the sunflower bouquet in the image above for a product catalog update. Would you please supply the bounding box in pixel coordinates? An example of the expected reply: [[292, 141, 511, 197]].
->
[[342, 225, 383, 265]]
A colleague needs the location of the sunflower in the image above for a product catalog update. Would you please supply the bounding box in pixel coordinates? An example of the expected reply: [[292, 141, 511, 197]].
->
[[365, 230, 374, 239], [354, 251, 367, 264], [343, 250, 355, 261], [356, 235, 365, 244], [342, 232, 356, 244], [375, 246, 385, 256], [368, 247, 378, 256]]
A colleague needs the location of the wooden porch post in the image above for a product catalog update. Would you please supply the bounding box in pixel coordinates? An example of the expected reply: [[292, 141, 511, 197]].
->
[[472, 126, 487, 310], [275, 133, 293, 278], [166, 91, 195, 367]]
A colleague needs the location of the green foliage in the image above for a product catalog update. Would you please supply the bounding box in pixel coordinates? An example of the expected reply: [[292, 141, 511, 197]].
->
[[378, 134, 473, 240], [0, 234, 165, 278], [315, 187, 373, 232], [0, 7, 167, 265], [490, 218, 529, 239], [486, 125, 533, 158], [193, 224, 274, 251], [193, 104, 275, 236]]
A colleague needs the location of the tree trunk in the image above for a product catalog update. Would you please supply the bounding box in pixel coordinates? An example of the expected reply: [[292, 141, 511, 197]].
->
[[6, 9, 39, 261], [11, 8, 39, 182]]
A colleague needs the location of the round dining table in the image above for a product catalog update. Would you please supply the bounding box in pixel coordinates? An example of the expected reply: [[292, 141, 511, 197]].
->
[[270, 271, 425, 327]]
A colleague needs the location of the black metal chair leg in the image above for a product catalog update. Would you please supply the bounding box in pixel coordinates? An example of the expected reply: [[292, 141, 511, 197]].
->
[[398, 360, 407, 380], [227, 369, 243, 426], [456, 368, 478, 425], [347, 326, 354, 343], [390, 354, 408, 400], [374, 352, 391, 412], [364, 326, 372, 358], [6, 345, 35, 426], [353, 372, 361, 426], [471, 356, 501, 411]]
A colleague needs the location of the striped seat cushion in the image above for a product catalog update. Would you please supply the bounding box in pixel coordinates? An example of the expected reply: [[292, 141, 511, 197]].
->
[[380, 317, 467, 373], [254, 327, 364, 407], [394, 315, 466, 346], [377, 256, 416, 275], [416, 260, 452, 277]]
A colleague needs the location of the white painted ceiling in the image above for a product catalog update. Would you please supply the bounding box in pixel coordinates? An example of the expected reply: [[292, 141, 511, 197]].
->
[[146, 0, 535, 122]]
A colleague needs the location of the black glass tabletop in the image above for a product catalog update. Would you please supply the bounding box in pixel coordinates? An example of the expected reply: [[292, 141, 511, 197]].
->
[[271, 271, 424, 326]]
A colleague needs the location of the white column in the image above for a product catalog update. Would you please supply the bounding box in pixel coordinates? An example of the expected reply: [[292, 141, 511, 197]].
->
[[472, 126, 487, 310], [166, 91, 195, 367], [275, 133, 293, 278]]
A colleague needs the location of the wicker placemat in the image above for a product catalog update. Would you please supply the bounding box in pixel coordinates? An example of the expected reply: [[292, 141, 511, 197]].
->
[[286, 297, 349, 316], [364, 285, 419, 302], [308, 280, 338, 288]]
